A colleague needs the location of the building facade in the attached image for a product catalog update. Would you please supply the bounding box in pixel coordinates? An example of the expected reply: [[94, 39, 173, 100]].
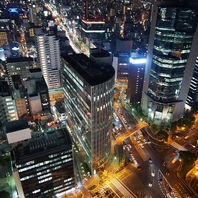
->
[[27, 69, 51, 115], [185, 57, 198, 109], [141, 0, 198, 125], [0, 80, 18, 125], [6, 57, 35, 87], [61, 54, 115, 172], [11, 128, 75, 198], [112, 53, 130, 84], [81, 18, 106, 43], [127, 57, 146, 104], [35, 32, 61, 89]]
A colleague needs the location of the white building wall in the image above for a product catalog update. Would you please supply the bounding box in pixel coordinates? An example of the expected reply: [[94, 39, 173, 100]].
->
[[29, 95, 42, 115], [36, 34, 60, 89], [112, 56, 118, 80]]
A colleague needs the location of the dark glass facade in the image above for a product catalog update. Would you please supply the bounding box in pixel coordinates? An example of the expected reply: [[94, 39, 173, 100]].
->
[[148, 7, 197, 103], [141, 1, 198, 124], [186, 58, 198, 107]]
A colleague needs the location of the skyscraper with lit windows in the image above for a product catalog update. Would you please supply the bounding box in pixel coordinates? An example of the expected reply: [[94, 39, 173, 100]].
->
[[35, 31, 60, 89], [141, 0, 198, 125], [11, 127, 75, 198], [61, 53, 115, 173]]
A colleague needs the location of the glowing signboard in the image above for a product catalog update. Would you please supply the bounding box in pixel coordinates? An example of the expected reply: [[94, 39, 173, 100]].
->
[[8, 8, 18, 13], [129, 57, 147, 64]]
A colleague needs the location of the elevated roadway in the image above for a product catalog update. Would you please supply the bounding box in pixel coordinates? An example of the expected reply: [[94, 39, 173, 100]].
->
[[116, 122, 148, 145]]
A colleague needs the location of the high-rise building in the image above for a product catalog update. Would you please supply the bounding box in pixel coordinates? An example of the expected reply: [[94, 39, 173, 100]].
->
[[10, 127, 75, 198], [0, 80, 18, 125], [185, 57, 198, 109], [81, 18, 106, 43], [112, 53, 130, 83], [127, 57, 146, 104], [141, 0, 198, 125], [35, 31, 61, 89], [6, 57, 35, 87], [61, 54, 115, 173]]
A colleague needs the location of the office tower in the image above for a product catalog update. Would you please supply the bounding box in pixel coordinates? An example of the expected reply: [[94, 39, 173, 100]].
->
[[6, 57, 35, 87], [0, 80, 18, 125], [10, 126, 75, 198], [141, 0, 198, 125], [127, 57, 146, 104], [112, 53, 131, 83], [35, 32, 61, 89], [186, 58, 198, 109], [61, 54, 115, 173], [81, 18, 106, 43], [27, 68, 51, 115]]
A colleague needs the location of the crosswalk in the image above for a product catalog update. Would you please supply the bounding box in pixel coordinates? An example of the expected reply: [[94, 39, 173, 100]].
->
[[110, 178, 138, 198], [171, 188, 182, 198]]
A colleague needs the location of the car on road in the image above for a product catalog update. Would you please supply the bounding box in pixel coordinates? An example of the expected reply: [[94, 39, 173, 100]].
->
[[151, 170, 155, 177], [166, 170, 170, 176], [148, 181, 153, 187], [184, 135, 189, 140], [140, 144, 144, 149]]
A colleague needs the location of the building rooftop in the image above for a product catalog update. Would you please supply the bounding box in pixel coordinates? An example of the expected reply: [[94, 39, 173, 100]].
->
[[90, 48, 111, 58], [35, 78, 48, 92], [0, 80, 10, 96], [55, 101, 65, 114], [116, 37, 132, 41], [29, 68, 41, 73], [5, 119, 29, 133], [13, 128, 72, 162], [62, 53, 115, 86], [6, 57, 34, 63], [11, 75, 22, 89]]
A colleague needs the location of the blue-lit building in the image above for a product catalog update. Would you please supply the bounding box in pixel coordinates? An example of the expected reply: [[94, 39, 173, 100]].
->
[[11, 45, 20, 57], [141, 0, 198, 124]]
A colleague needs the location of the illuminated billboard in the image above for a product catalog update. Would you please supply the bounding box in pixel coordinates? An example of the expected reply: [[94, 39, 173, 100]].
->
[[8, 8, 18, 13], [129, 57, 147, 64]]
